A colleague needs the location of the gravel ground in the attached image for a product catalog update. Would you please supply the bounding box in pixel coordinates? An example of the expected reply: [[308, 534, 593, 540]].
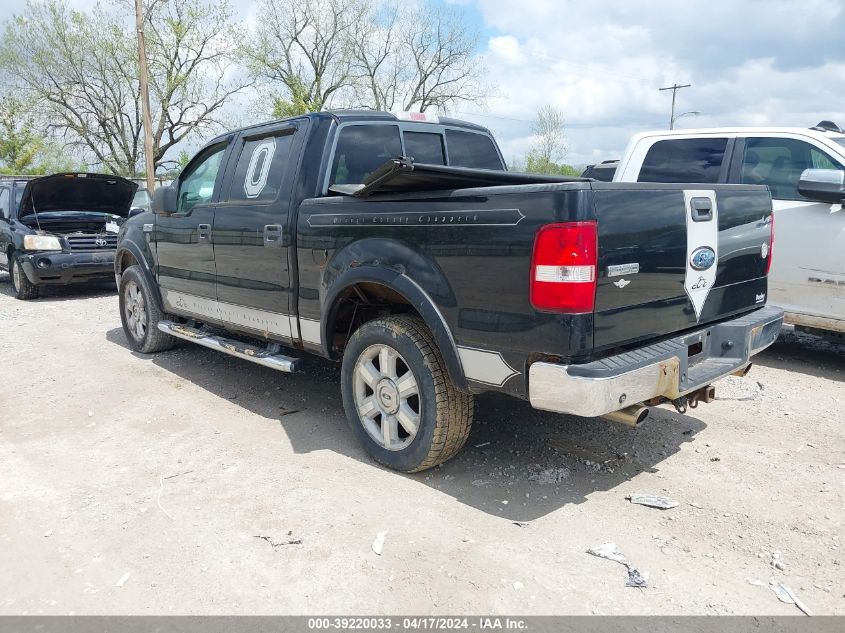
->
[[0, 276, 843, 615]]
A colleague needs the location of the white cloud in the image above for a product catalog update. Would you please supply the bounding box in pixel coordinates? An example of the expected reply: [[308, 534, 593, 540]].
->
[[457, 0, 845, 165], [3, 0, 843, 168]]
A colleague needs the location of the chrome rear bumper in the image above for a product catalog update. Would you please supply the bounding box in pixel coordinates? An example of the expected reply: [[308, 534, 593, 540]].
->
[[529, 306, 783, 418]]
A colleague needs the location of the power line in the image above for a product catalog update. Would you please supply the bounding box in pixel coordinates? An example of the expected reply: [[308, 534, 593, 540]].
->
[[659, 83, 691, 130]]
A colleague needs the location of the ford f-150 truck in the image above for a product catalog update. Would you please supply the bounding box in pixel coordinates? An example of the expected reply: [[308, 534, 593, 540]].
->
[[614, 121, 845, 340], [115, 110, 783, 472]]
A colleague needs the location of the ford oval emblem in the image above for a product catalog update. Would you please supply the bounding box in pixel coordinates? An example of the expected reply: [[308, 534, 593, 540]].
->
[[690, 246, 716, 271]]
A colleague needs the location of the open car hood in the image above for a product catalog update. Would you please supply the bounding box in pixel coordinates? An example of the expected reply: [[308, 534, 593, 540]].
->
[[17, 173, 138, 219]]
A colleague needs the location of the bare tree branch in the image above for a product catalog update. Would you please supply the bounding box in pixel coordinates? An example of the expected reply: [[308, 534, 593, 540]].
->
[[0, 0, 249, 175]]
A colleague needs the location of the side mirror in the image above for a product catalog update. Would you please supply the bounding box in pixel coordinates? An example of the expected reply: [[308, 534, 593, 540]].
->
[[151, 185, 178, 215], [797, 168, 845, 203], [128, 207, 146, 219]]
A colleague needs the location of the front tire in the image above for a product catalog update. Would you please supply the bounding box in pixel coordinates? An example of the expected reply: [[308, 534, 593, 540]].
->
[[10, 255, 39, 300], [119, 265, 175, 353], [341, 315, 473, 472]]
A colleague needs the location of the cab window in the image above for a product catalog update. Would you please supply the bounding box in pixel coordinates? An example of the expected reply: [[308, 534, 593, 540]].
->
[[227, 131, 295, 203], [331, 125, 402, 185], [178, 144, 226, 214], [445, 129, 504, 170], [638, 138, 728, 183], [404, 132, 445, 165], [741, 137, 845, 201]]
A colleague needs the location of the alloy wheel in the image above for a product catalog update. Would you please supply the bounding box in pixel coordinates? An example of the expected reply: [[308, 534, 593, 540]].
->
[[124, 280, 147, 341], [353, 344, 421, 451]]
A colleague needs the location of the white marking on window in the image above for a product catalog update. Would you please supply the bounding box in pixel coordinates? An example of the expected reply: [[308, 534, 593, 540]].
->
[[243, 137, 276, 199]]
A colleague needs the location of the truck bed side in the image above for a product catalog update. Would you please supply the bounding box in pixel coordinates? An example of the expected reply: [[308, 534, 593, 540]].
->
[[295, 180, 773, 398]]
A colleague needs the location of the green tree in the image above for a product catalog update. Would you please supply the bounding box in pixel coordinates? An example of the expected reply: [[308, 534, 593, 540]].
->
[[522, 105, 580, 176], [246, 0, 490, 116], [0, 95, 41, 173], [0, 94, 77, 174], [270, 78, 313, 118], [350, 3, 486, 112], [244, 0, 366, 115], [0, 0, 248, 176]]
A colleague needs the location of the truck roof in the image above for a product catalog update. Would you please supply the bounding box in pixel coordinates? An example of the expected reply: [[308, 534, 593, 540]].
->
[[209, 110, 492, 146], [628, 126, 845, 143]]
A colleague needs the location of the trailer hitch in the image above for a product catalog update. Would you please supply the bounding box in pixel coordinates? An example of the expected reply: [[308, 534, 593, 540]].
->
[[673, 385, 716, 414]]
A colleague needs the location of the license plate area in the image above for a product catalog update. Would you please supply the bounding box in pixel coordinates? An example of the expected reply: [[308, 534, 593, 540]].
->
[[683, 330, 711, 367]]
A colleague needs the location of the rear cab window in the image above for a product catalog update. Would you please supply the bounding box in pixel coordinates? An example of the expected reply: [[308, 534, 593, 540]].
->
[[328, 122, 504, 188], [445, 129, 504, 170], [404, 132, 445, 165], [638, 137, 729, 183], [330, 125, 403, 186]]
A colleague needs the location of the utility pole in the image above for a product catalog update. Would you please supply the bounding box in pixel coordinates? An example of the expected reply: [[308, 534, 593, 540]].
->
[[135, 0, 156, 193], [659, 83, 691, 130]]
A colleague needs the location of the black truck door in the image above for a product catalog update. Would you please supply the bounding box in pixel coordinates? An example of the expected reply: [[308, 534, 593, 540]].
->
[[211, 123, 303, 341], [155, 141, 230, 314]]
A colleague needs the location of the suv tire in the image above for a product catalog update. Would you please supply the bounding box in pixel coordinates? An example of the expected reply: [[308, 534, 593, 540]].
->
[[341, 315, 473, 472], [119, 265, 175, 353], [10, 254, 39, 300]]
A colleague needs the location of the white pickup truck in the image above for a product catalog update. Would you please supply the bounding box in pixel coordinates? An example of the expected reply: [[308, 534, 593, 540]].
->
[[614, 122, 845, 340]]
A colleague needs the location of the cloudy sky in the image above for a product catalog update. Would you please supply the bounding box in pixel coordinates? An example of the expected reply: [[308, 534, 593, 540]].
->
[[3, 0, 845, 166]]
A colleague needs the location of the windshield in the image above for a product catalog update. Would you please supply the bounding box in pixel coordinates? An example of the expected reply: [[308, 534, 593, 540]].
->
[[132, 189, 151, 208], [833, 137, 845, 151]]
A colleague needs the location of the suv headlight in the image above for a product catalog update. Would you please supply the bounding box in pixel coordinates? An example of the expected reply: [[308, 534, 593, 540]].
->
[[23, 234, 63, 251]]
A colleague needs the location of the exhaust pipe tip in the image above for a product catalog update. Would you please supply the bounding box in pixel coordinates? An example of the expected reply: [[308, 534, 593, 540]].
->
[[603, 404, 650, 427], [732, 363, 752, 377]]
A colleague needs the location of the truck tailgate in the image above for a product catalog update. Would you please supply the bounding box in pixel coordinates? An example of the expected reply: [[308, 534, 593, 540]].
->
[[591, 184, 772, 352]]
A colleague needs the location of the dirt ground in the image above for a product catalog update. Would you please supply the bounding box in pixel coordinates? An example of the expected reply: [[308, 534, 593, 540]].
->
[[0, 276, 842, 616]]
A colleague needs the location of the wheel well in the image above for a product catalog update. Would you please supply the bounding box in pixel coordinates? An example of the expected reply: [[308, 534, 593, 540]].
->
[[116, 250, 138, 274], [328, 281, 421, 356]]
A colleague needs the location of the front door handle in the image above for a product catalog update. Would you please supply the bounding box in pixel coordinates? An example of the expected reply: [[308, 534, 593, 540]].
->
[[197, 223, 211, 241], [264, 224, 284, 248]]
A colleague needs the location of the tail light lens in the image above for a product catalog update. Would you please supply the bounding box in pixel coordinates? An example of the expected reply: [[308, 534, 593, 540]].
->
[[530, 221, 598, 313], [765, 212, 775, 275]]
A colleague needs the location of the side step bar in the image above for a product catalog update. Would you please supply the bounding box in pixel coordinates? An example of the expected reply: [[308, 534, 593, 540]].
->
[[157, 320, 301, 373]]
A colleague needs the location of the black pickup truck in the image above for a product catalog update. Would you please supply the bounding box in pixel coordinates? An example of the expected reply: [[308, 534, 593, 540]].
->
[[115, 110, 783, 472]]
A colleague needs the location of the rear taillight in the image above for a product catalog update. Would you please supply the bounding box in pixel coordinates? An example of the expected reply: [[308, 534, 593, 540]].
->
[[530, 221, 598, 313], [765, 212, 775, 275]]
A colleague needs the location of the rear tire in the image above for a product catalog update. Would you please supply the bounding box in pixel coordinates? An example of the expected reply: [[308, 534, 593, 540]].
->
[[119, 265, 175, 353], [10, 254, 39, 300], [341, 315, 473, 472]]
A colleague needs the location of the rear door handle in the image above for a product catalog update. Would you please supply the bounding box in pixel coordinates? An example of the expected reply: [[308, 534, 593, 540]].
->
[[264, 224, 284, 248], [691, 197, 713, 222], [197, 223, 211, 240]]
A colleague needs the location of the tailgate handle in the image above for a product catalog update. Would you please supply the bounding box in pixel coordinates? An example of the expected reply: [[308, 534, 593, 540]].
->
[[691, 197, 713, 222]]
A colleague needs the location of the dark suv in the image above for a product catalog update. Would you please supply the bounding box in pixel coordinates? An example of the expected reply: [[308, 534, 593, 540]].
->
[[0, 173, 137, 299]]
